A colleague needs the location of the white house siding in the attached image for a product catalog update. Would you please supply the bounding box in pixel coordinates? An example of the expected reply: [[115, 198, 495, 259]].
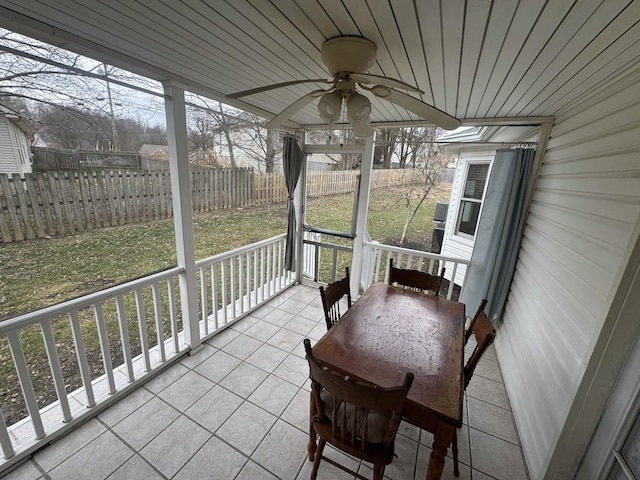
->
[[0, 117, 31, 176], [8, 121, 32, 176], [496, 68, 640, 479], [440, 151, 494, 287], [0, 119, 15, 175]]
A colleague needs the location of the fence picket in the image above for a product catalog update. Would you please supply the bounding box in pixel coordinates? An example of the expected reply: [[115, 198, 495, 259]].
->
[[11, 174, 34, 239], [0, 174, 24, 241], [23, 174, 45, 238], [47, 173, 66, 235], [68, 172, 85, 231]]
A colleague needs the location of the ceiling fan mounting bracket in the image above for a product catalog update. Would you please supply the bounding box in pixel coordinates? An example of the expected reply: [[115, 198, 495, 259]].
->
[[321, 36, 377, 76]]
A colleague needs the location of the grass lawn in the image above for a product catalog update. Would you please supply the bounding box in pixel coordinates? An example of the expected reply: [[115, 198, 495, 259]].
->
[[0, 181, 451, 424]]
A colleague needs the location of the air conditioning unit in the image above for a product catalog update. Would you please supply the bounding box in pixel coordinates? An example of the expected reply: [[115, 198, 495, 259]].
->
[[433, 202, 449, 223]]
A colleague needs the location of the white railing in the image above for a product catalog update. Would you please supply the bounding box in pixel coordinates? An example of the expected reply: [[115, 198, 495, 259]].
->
[[0, 233, 295, 474], [195, 233, 295, 340], [302, 228, 354, 284], [361, 240, 469, 300], [0, 267, 185, 471]]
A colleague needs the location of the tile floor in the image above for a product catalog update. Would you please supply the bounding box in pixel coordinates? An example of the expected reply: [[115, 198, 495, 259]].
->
[[2, 284, 530, 480]]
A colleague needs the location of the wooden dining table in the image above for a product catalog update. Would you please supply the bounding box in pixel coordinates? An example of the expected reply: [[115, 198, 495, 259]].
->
[[308, 282, 466, 480]]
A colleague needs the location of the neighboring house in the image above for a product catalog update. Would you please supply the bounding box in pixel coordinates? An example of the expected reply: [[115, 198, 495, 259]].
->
[[439, 126, 538, 286], [138, 144, 169, 158], [0, 104, 33, 177]]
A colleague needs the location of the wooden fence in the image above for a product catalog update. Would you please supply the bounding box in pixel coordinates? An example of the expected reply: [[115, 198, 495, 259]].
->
[[0, 168, 423, 243]]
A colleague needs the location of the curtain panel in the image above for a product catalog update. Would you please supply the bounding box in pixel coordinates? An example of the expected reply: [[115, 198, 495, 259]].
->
[[283, 136, 304, 271], [460, 148, 535, 322]]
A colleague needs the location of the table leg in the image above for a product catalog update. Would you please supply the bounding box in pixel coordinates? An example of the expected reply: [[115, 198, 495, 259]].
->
[[308, 389, 317, 461], [426, 420, 456, 480]]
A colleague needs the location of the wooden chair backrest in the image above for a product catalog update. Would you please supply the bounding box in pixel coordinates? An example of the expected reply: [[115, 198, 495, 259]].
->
[[319, 267, 352, 330], [304, 338, 413, 451], [388, 259, 445, 297], [463, 312, 496, 389], [465, 298, 488, 345]]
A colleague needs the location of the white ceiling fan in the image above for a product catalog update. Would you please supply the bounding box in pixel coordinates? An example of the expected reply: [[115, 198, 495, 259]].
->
[[226, 36, 461, 137]]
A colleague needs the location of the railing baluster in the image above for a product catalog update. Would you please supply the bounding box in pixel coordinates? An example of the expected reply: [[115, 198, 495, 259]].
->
[[374, 247, 383, 284], [115, 294, 134, 382], [68, 310, 95, 407], [0, 409, 14, 460], [39, 321, 72, 423], [151, 282, 166, 362], [93, 303, 116, 395], [260, 246, 266, 302], [331, 249, 339, 282], [266, 243, 272, 298], [134, 289, 151, 372], [167, 278, 179, 354], [221, 260, 228, 325], [447, 262, 458, 300], [314, 243, 321, 282], [230, 256, 237, 320], [253, 249, 259, 305], [245, 251, 252, 310], [239, 254, 245, 314], [199, 265, 208, 336], [211, 264, 219, 330], [7, 331, 46, 438], [276, 240, 282, 291]]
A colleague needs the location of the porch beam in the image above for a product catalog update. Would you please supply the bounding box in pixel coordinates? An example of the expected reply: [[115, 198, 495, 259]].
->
[[163, 82, 201, 350], [350, 133, 376, 296]]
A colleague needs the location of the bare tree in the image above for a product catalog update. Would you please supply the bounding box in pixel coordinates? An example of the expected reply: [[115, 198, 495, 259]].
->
[[374, 128, 399, 168], [232, 112, 279, 173], [0, 29, 166, 151]]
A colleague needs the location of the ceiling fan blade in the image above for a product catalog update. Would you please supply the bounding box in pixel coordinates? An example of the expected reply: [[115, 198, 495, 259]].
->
[[372, 86, 461, 130], [226, 79, 331, 99], [351, 73, 423, 94], [264, 90, 326, 129]]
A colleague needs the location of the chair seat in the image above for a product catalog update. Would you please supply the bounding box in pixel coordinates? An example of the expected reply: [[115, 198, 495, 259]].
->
[[319, 389, 390, 444]]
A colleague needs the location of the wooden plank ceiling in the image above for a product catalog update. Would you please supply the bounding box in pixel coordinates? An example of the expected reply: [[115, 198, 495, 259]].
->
[[0, 0, 638, 130]]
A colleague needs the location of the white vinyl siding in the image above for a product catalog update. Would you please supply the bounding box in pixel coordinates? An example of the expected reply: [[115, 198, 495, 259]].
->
[[0, 116, 32, 177], [496, 67, 640, 480]]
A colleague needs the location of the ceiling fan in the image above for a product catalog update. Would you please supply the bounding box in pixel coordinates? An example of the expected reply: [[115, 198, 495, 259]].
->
[[226, 36, 461, 137]]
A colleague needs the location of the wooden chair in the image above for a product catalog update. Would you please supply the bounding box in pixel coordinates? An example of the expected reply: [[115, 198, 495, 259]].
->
[[464, 298, 488, 345], [387, 258, 445, 297], [452, 299, 496, 476], [319, 267, 351, 330], [304, 338, 414, 480]]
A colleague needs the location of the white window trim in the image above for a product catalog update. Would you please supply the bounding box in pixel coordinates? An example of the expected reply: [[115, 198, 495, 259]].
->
[[454, 160, 491, 240]]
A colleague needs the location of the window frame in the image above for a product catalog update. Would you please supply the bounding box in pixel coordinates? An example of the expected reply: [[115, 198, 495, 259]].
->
[[455, 161, 490, 239]]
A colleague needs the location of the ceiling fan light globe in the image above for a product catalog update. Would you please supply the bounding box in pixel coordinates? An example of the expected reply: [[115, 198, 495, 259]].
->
[[350, 116, 374, 138], [318, 91, 343, 123], [346, 92, 371, 122]]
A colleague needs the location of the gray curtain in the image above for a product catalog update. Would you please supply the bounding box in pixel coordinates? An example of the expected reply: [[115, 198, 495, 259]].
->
[[283, 136, 304, 271], [460, 148, 535, 322]]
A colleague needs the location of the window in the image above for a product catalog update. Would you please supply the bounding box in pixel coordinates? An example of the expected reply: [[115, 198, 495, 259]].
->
[[456, 163, 489, 237]]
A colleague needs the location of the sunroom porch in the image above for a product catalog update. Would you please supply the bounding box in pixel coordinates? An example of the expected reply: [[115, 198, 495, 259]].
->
[[2, 281, 528, 480]]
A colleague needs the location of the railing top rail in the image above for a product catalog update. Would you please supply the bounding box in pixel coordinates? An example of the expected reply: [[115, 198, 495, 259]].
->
[[0, 266, 184, 336], [304, 224, 355, 240], [363, 240, 470, 265], [195, 233, 287, 267]]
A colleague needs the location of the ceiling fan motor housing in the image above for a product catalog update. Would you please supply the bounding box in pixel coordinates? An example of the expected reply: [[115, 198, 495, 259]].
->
[[321, 36, 377, 76]]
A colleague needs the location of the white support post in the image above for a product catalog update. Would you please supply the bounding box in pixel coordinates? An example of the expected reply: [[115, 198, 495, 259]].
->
[[163, 82, 201, 350], [294, 132, 307, 282], [350, 133, 376, 297]]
